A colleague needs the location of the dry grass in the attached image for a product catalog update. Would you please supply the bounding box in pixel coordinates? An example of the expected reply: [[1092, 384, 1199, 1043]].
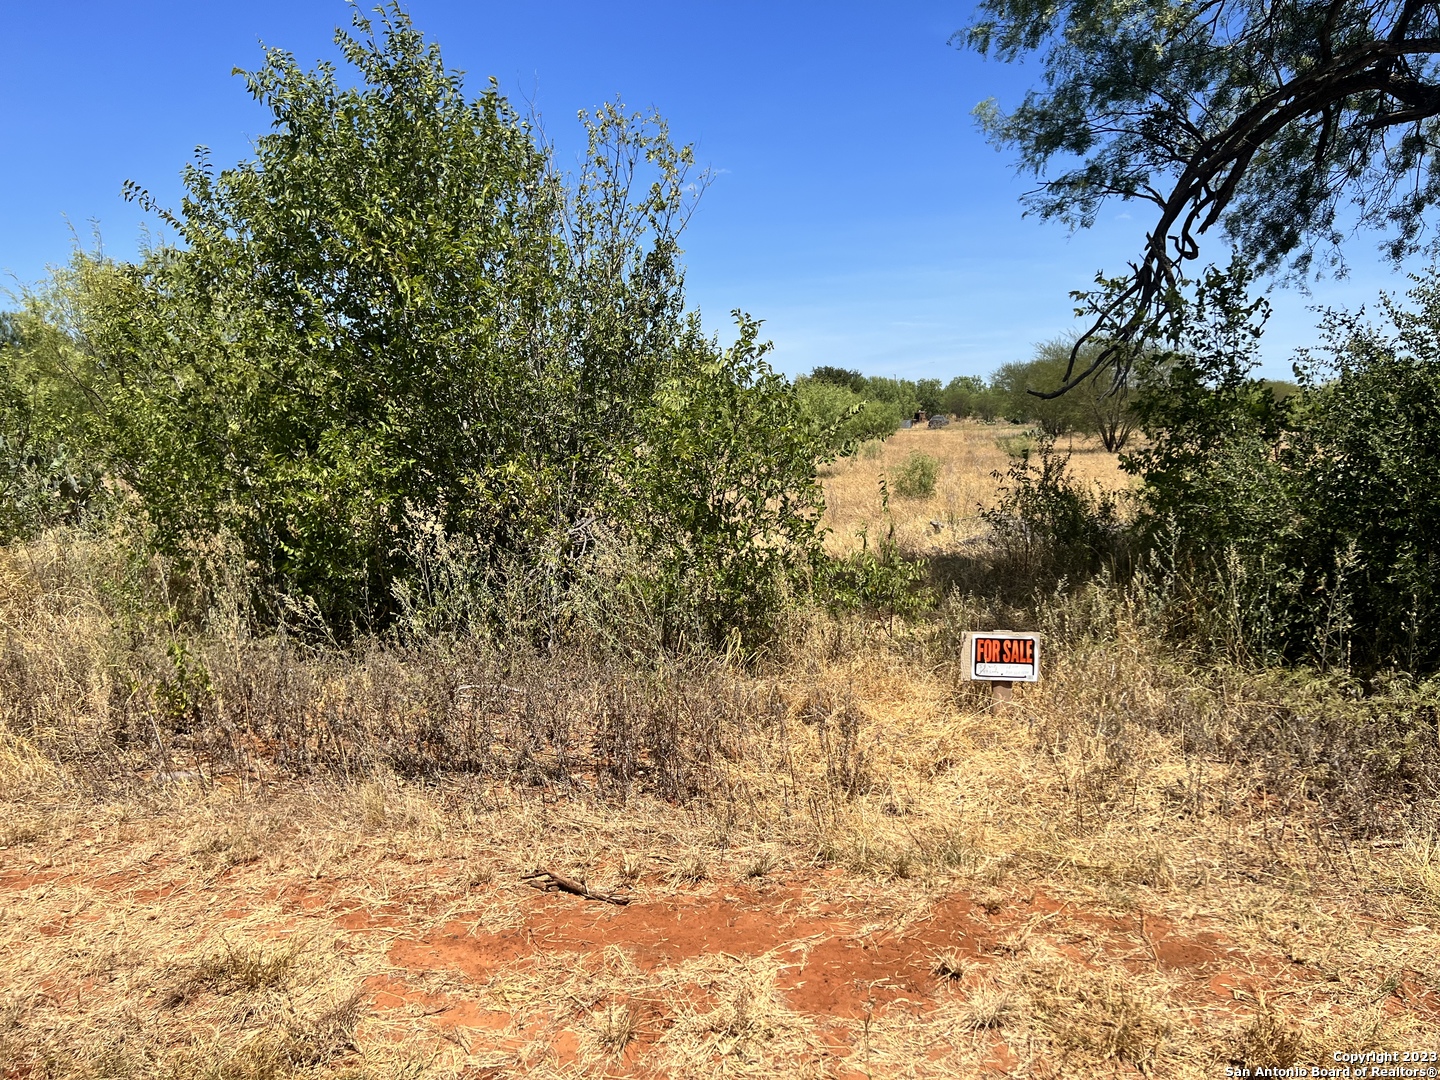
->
[[1, 426, 1437, 1078], [818, 422, 1132, 556]]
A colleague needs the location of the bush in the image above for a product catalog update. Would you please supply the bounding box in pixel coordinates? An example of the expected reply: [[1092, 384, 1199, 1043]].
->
[[1129, 262, 1440, 672], [35, 7, 829, 647], [984, 435, 1125, 581], [795, 378, 902, 452], [612, 315, 829, 647], [1286, 287, 1440, 671], [892, 451, 938, 498], [0, 310, 105, 543], [826, 483, 932, 620]]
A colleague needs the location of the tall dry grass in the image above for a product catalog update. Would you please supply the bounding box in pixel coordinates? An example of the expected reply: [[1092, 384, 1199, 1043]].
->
[[2, 429, 1433, 836]]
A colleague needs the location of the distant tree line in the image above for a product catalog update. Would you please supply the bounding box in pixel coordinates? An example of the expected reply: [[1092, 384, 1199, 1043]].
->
[[797, 340, 1300, 453]]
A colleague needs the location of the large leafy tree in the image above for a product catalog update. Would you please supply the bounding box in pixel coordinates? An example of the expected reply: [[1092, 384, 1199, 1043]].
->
[[962, 0, 1440, 391], [65, 4, 826, 638], [100, 6, 573, 617], [993, 337, 1141, 447]]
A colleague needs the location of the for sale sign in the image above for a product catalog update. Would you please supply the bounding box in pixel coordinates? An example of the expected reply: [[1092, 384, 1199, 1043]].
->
[[963, 632, 1040, 683]]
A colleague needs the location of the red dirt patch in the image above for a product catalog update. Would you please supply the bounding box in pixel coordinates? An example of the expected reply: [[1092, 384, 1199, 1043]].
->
[[387, 886, 985, 1016], [383, 885, 1304, 1023], [0, 868, 62, 891], [9, 828, 1423, 1078], [364, 975, 512, 1031]]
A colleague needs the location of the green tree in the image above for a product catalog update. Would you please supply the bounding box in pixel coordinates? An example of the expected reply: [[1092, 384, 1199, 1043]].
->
[[915, 377, 944, 416], [1126, 262, 1440, 671], [1261, 379, 1303, 404], [1125, 269, 1288, 554], [992, 338, 1140, 448], [808, 365, 867, 394], [794, 377, 901, 451], [962, 0, 1440, 390], [940, 374, 1000, 420], [66, 4, 827, 641], [993, 349, 1089, 436], [992, 358, 1072, 434], [0, 291, 105, 542], [855, 376, 922, 421]]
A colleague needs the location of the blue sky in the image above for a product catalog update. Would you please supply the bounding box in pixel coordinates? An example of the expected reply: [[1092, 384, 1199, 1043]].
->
[[0, 1, 1417, 380]]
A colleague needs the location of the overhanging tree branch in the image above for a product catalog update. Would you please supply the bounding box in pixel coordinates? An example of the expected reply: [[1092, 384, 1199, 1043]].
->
[[963, 0, 1440, 395]]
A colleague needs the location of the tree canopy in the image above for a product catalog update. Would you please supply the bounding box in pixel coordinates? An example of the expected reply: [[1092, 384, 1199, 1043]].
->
[[962, 0, 1440, 391], [4, 4, 830, 644], [993, 337, 1141, 449]]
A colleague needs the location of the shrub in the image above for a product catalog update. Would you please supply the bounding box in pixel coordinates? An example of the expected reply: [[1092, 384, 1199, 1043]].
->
[[827, 528, 931, 623], [36, 7, 829, 646], [0, 310, 105, 543], [995, 431, 1035, 458], [1286, 303, 1440, 672], [984, 434, 1125, 581], [794, 377, 902, 453], [892, 451, 938, 498], [1129, 262, 1440, 672], [612, 315, 830, 647]]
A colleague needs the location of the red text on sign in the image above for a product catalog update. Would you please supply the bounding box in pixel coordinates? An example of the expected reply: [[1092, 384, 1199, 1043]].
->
[[975, 637, 1034, 665]]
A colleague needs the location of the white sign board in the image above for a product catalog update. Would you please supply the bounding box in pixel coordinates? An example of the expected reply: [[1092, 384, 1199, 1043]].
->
[[963, 631, 1040, 683]]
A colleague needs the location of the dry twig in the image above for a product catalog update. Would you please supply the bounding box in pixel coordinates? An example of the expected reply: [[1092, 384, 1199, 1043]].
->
[[522, 868, 631, 905]]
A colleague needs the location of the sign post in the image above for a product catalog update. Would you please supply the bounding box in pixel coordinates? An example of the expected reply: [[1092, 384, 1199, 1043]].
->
[[962, 631, 1040, 706]]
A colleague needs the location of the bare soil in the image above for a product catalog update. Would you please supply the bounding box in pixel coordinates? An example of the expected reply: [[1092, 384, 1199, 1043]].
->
[[3, 758, 1436, 1079]]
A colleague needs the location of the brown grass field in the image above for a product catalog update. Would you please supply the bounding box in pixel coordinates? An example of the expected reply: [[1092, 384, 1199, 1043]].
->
[[2, 423, 1437, 1079], [818, 423, 1131, 556]]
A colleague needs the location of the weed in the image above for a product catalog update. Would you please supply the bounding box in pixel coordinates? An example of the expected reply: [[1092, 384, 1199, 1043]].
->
[[932, 949, 973, 981], [1401, 825, 1440, 907], [1027, 963, 1171, 1067], [666, 853, 709, 886], [975, 889, 1006, 914], [743, 851, 778, 878], [995, 431, 1035, 458], [164, 942, 297, 1007], [961, 985, 1011, 1029], [926, 828, 979, 871], [669, 958, 800, 1060], [0, 812, 45, 848], [186, 818, 265, 869], [798, 682, 871, 799], [892, 451, 938, 498], [1232, 1007, 1304, 1070], [358, 781, 389, 828], [596, 1000, 642, 1056], [983, 432, 1125, 583], [283, 991, 364, 1067], [618, 852, 644, 885]]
